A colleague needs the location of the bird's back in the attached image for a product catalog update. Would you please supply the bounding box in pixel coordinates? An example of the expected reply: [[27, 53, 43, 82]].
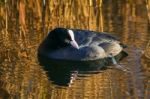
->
[[46, 29, 123, 61]]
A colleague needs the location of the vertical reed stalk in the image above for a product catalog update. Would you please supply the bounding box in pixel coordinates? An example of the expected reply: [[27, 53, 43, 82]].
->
[[19, 0, 26, 44], [4, 0, 9, 45], [146, 0, 150, 23], [100, 0, 103, 32], [5, 0, 8, 33], [145, 0, 150, 58], [36, 0, 42, 18], [42, 0, 46, 35]]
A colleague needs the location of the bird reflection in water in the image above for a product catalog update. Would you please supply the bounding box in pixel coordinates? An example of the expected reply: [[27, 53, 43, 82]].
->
[[38, 51, 128, 87]]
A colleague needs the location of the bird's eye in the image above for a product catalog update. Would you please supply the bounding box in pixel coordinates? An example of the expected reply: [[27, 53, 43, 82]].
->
[[65, 39, 70, 43]]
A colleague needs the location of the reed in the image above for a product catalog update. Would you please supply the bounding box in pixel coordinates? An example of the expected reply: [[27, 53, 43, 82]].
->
[[144, 0, 150, 58], [146, 0, 150, 22], [5, 0, 7, 33], [0, 0, 150, 99]]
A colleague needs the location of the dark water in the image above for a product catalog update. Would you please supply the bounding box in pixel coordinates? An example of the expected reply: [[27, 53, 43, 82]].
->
[[0, 0, 150, 99]]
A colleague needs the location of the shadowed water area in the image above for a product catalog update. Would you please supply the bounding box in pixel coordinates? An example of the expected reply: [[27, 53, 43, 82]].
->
[[0, 0, 150, 99]]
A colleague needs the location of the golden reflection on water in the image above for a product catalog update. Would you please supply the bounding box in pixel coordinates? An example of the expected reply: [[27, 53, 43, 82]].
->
[[0, 0, 150, 99]]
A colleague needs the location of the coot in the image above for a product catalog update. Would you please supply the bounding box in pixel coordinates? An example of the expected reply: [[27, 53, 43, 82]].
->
[[38, 27, 126, 61]]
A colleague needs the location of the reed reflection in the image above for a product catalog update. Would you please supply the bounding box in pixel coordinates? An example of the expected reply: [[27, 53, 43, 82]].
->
[[0, 0, 150, 98]]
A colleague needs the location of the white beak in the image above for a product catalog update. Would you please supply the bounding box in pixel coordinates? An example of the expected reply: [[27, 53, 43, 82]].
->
[[70, 40, 79, 49]]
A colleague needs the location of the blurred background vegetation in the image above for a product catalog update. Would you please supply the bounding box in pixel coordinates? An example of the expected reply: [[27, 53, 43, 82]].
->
[[0, 0, 150, 99]]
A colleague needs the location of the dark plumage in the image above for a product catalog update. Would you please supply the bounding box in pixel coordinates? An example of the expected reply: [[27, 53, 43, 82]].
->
[[38, 27, 126, 61]]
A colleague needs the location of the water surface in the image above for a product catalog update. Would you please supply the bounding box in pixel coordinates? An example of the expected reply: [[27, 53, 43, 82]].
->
[[0, 0, 150, 99]]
